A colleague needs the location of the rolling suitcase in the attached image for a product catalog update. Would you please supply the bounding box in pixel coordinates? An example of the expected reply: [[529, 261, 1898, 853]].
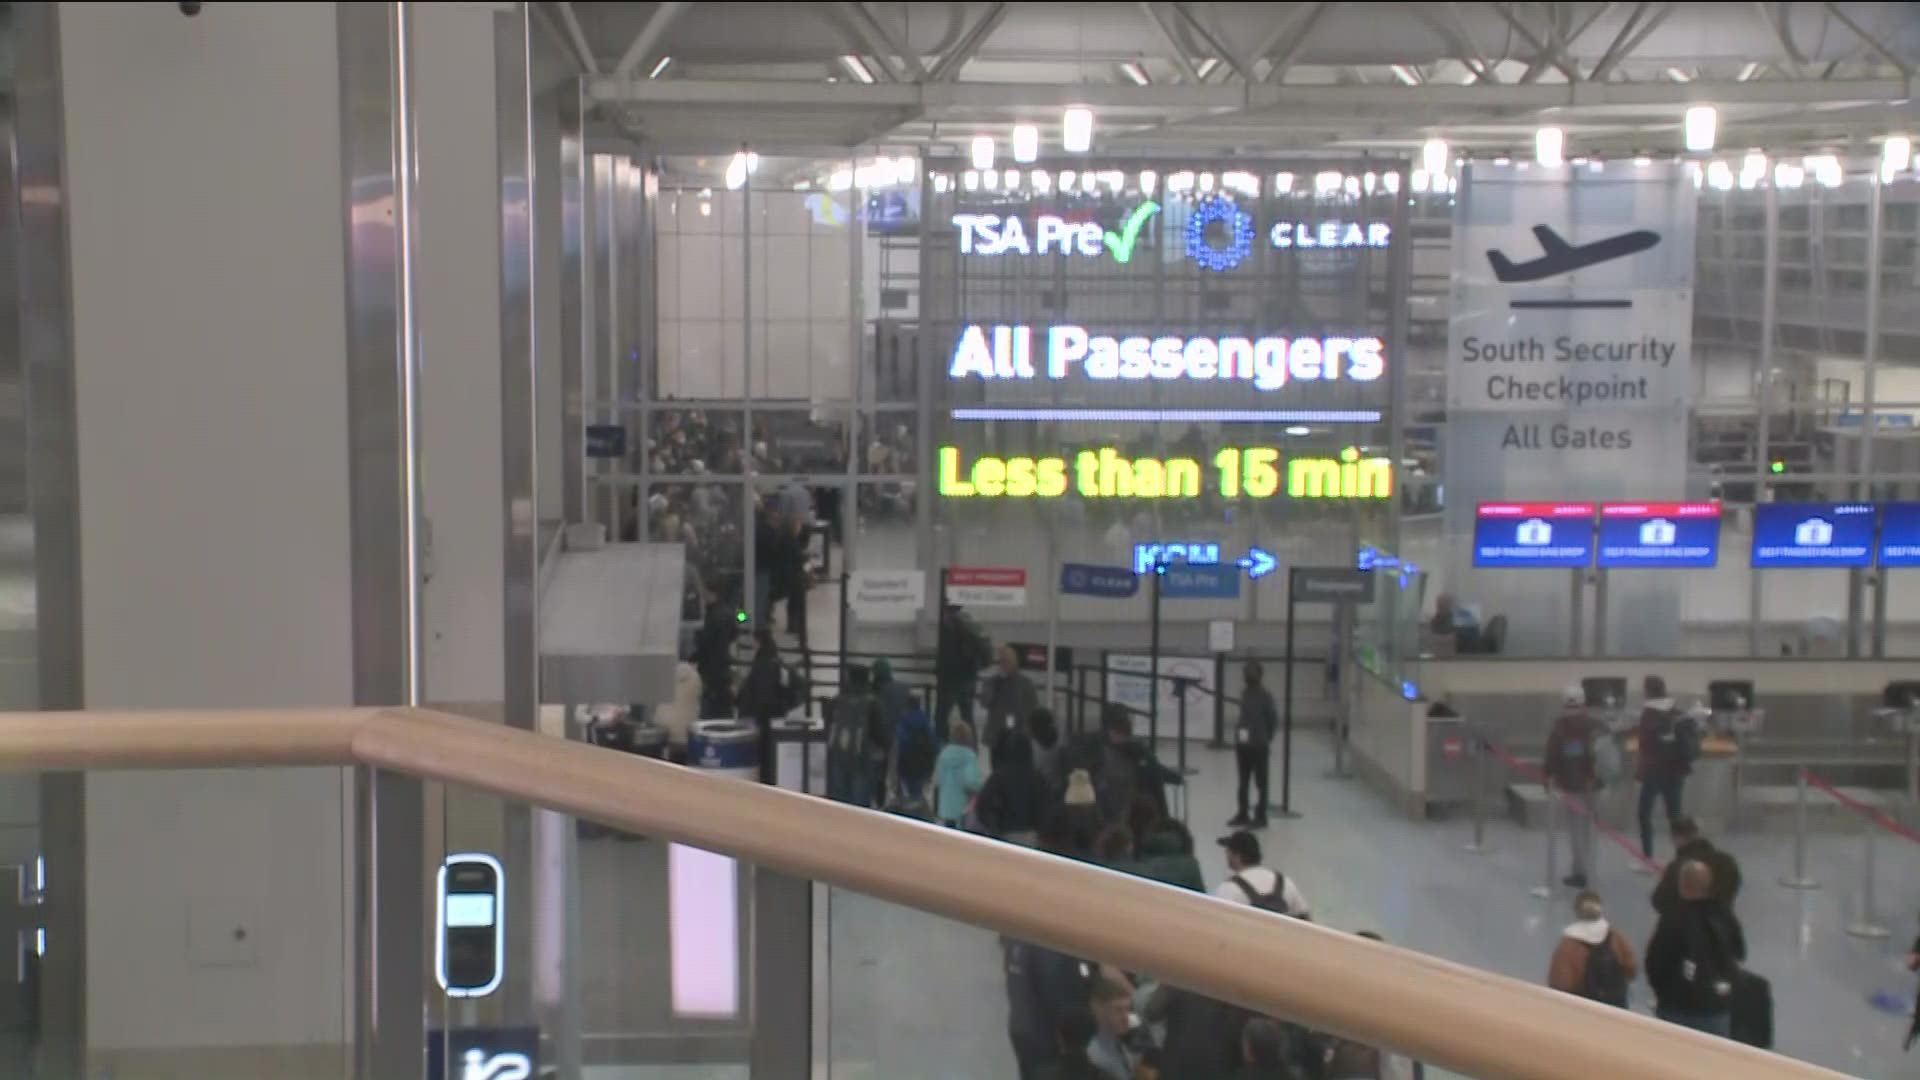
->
[[1730, 970, 1774, 1049]]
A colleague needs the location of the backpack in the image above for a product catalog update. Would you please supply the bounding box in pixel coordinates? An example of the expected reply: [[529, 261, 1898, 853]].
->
[[1593, 732, 1624, 784], [1579, 935, 1630, 1007], [1230, 871, 1294, 917], [1674, 714, 1702, 764], [896, 708, 935, 779]]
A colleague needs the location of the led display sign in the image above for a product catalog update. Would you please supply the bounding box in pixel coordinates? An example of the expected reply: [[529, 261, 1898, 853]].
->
[[1473, 502, 1596, 568], [948, 324, 1385, 391], [951, 201, 1392, 269], [1750, 502, 1874, 568], [1596, 501, 1721, 568], [1134, 541, 1221, 574], [1270, 221, 1392, 249], [1878, 502, 1920, 567], [937, 445, 1391, 501], [952, 203, 1159, 263]]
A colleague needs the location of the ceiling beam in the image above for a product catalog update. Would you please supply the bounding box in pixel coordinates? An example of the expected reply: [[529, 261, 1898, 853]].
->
[[1170, 3, 1250, 83], [1137, 3, 1204, 84], [840, 2, 928, 83], [588, 74, 1912, 112], [1493, 3, 1579, 83], [928, 2, 1009, 83], [1821, 2, 1914, 79], [612, 1, 691, 81], [1591, 2, 1678, 82], [1264, 2, 1334, 84]]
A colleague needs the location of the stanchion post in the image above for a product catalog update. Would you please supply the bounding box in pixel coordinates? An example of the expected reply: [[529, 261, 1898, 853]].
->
[[1779, 766, 1820, 890], [1845, 806, 1891, 939], [1174, 677, 1195, 778], [1465, 731, 1490, 854], [1210, 653, 1227, 749], [1531, 788, 1557, 899]]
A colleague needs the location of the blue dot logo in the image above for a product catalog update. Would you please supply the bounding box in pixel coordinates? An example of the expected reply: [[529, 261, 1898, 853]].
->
[[1184, 195, 1254, 272]]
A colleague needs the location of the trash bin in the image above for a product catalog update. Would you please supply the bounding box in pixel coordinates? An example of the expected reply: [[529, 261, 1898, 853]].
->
[[688, 719, 760, 781], [771, 717, 828, 795]]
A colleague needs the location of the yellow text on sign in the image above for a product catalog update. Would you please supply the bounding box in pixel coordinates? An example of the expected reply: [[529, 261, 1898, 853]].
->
[[937, 445, 1392, 500]]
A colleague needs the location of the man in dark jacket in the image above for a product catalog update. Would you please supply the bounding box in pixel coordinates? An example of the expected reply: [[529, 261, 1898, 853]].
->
[[1635, 674, 1691, 858], [872, 658, 913, 804], [977, 731, 1052, 840], [1004, 937, 1094, 1080], [1229, 662, 1280, 828], [936, 604, 990, 738], [692, 590, 738, 719], [1544, 685, 1601, 888], [1070, 704, 1185, 824], [735, 628, 791, 783], [1651, 815, 1743, 916], [826, 665, 883, 806], [984, 644, 1041, 751], [1645, 859, 1746, 1037]]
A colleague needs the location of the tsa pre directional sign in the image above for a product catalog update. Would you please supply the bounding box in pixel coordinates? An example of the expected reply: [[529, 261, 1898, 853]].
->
[[1159, 563, 1241, 599]]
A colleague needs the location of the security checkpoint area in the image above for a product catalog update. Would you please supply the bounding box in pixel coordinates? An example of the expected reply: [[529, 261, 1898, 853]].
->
[[7, 4, 1920, 1080]]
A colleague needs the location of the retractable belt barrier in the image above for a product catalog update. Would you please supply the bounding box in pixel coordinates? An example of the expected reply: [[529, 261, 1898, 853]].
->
[[1794, 768, 1920, 939], [1470, 731, 1664, 897]]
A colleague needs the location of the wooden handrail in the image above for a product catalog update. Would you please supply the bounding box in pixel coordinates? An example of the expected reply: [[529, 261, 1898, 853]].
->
[[0, 707, 1842, 1080]]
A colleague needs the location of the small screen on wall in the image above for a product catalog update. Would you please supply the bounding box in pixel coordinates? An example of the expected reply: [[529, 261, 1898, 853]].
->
[[1596, 502, 1721, 569], [1471, 502, 1595, 568]]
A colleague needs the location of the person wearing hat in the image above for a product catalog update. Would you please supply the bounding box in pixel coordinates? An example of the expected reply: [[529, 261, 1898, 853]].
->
[[1211, 831, 1310, 919], [1544, 684, 1603, 888]]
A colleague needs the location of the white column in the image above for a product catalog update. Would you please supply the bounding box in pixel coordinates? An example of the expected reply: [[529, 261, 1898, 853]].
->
[[58, 3, 355, 1074]]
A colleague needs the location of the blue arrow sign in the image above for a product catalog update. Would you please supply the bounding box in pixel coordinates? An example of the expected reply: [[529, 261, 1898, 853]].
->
[[1236, 546, 1278, 580], [1059, 562, 1139, 599]]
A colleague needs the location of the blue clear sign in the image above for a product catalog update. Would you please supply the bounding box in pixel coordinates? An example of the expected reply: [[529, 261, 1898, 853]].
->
[[1880, 503, 1920, 567], [1472, 502, 1596, 568], [1750, 502, 1875, 568], [1159, 563, 1241, 599], [1133, 541, 1221, 574], [1059, 562, 1139, 598], [1597, 502, 1722, 569]]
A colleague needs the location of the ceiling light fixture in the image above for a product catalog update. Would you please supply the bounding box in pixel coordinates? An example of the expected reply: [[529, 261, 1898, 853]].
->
[[1535, 126, 1564, 167], [1683, 105, 1717, 152], [649, 55, 673, 79], [1739, 151, 1766, 190], [1032, 169, 1052, 192], [839, 55, 876, 84], [1195, 57, 1221, 80], [1883, 134, 1912, 175], [1119, 61, 1151, 87], [1273, 171, 1293, 194], [1062, 106, 1094, 153], [970, 135, 995, 170], [1664, 67, 1692, 83], [1012, 124, 1039, 164], [1422, 138, 1448, 177], [1705, 159, 1734, 190], [1806, 154, 1842, 188], [962, 170, 979, 191], [1139, 170, 1158, 195], [1390, 64, 1420, 86], [895, 155, 916, 185], [1773, 162, 1804, 189], [1411, 169, 1430, 193]]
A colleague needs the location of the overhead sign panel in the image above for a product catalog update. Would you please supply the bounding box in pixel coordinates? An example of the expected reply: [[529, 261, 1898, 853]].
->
[[1472, 501, 1596, 568], [1597, 501, 1722, 568], [1059, 563, 1139, 599], [1158, 563, 1241, 599], [944, 566, 1028, 607], [1750, 502, 1874, 568], [849, 570, 925, 622], [1879, 502, 1920, 567]]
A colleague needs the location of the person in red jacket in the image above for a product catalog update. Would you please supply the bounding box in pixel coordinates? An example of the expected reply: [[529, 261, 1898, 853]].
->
[[1544, 686, 1601, 888]]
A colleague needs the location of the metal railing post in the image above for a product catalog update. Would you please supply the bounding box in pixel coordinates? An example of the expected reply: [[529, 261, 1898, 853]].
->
[[1532, 787, 1557, 899], [1779, 766, 1819, 890], [1465, 732, 1489, 854], [1845, 807, 1891, 939]]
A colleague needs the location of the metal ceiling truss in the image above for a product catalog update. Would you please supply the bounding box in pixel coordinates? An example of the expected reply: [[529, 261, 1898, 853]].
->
[[612, 0, 690, 79]]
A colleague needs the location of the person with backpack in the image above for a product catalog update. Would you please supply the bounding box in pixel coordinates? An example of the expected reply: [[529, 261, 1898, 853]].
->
[[872, 658, 913, 802], [825, 665, 882, 806], [976, 730, 1053, 843], [1211, 831, 1311, 919], [1634, 674, 1696, 858], [1543, 685, 1603, 888], [1645, 859, 1746, 1037], [933, 718, 984, 828], [1548, 890, 1639, 1008], [1069, 704, 1185, 825], [892, 700, 937, 815]]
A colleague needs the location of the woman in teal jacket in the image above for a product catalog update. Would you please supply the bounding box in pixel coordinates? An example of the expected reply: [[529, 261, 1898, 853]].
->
[[933, 718, 984, 828]]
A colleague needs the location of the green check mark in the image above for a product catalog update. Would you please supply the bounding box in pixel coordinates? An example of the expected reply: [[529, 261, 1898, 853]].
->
[[1103, 200, 1161, 264]]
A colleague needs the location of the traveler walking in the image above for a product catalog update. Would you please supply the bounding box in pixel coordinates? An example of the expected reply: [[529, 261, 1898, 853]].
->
[[691, 587, 737, 719], [933, 718, 984, 828], [1070, 704, 1185, 824], [1212, 831, 1311, 919], [1635, 675, 1698, 858], [735, 628, 795, 783], [984, 643, 1041, 751], [977, 730, 1052, 843], [1004, 935, 1096, 1080], [1029, 706, 1065, 793], [1229, 662, 1280, 829], [1645, 860, 1746, 1037], [1651, 815, 1743, 916], [825, 665, 883, 806], [1543, 685, 1602, 887], [1547, 891, 1638, 1007], [936, 604, 991, 737], [872, 658, 912, 804]]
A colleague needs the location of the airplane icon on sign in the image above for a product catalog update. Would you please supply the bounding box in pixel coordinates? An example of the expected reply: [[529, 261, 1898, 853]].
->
[[1487, 225, 1661, 283]]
